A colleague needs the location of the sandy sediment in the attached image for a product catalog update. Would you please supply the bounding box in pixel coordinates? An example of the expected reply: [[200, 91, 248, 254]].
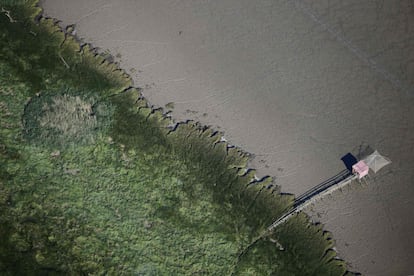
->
[[40, 0, 414, 275]]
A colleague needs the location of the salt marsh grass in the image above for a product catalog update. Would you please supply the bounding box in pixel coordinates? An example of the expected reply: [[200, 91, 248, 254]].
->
[[0, 1, 351, 275]]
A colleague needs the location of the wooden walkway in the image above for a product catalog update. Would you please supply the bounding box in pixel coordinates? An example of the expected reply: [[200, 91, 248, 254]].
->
[[266, 171, 358, 232]]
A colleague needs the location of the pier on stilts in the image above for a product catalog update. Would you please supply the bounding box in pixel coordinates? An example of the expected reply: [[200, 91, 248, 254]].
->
[[263, 149, 391, 241]]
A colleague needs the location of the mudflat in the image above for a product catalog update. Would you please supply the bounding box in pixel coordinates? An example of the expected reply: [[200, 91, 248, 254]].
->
[[40, 1, 414, 275]]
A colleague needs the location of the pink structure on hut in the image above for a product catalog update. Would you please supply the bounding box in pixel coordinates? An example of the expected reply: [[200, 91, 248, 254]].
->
[[352, 160, 369, 179]]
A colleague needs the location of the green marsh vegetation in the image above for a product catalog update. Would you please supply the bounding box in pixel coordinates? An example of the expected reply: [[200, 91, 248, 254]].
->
[[0, 1, 354, 275]]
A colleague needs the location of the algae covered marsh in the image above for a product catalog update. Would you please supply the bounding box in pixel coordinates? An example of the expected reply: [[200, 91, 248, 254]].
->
[[0, 1, 351, 275]]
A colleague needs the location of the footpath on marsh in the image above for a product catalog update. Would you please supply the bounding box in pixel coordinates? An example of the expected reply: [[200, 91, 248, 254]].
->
[[0, 1, 352, 274]]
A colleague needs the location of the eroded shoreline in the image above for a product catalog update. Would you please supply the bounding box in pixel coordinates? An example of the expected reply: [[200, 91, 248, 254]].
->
[[37, 0, 414, 274], [0, 1, 351, 274]]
